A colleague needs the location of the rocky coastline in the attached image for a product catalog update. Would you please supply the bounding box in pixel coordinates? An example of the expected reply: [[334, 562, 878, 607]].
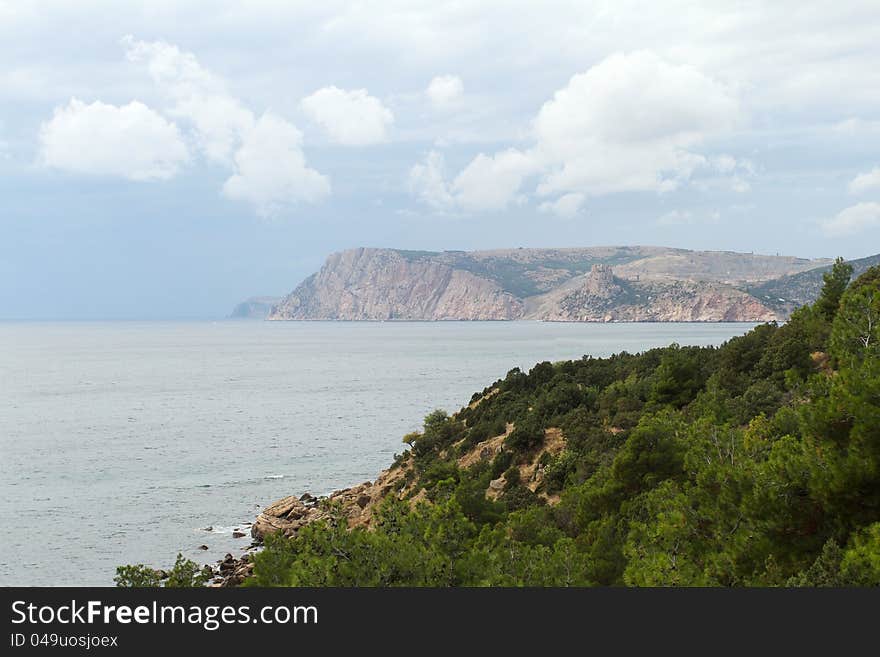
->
[[198, 423, 565, 586], [199, 462, 413, 586]]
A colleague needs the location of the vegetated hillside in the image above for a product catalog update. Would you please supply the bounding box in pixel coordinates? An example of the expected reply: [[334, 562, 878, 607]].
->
[[239, 261, 879, 587], [266, 246, 829, 322], [747, 253, 880, 316]]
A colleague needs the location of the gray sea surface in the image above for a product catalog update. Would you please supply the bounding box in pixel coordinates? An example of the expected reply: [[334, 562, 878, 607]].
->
[[0, 320, 757, 585]]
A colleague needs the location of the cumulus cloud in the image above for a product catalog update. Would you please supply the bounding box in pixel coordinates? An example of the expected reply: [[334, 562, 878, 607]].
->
[[849, 168, 880, 195], [426, 75, 464, 110], [451, 148, 537, 211], [408, 148, 536, 213], [123, 36, 253, 165], [821, 202, 880, 236], [301, 86, 393, 145], [410, 51, 743, 212], [532, 51, 740, 198], [122, 36, 329, 215], [408, 150, 454, 210], [223, 113, 330, 217], [538, 193, 585, 219], [38, 98, 189, 180]]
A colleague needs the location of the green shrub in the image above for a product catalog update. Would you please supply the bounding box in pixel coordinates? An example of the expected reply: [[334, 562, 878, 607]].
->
[[114, 564, 162, 588], [165, 553, 210, 588], [505, 414, 545, 454]]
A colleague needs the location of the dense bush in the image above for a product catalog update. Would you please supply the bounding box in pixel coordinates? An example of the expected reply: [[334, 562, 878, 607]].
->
[[114, 553, 207, 588]]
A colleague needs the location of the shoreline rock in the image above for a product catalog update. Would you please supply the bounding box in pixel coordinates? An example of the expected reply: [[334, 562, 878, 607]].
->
[[251, 467, 411, 540], [203, 462, 412, 586]]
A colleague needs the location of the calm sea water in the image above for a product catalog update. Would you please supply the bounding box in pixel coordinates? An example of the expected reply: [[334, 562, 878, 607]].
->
[[0, 320, 756, 586]]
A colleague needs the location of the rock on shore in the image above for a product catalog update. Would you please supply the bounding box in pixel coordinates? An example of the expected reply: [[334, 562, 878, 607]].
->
[[251, 463, 412, 540]]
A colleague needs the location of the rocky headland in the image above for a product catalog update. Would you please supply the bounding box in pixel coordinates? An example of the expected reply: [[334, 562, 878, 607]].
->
[[228, 296, 282, 319], [263, 246, 833, 323]]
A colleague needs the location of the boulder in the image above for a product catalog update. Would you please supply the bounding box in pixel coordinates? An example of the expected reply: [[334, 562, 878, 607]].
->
[[251, 495, 310, 539]]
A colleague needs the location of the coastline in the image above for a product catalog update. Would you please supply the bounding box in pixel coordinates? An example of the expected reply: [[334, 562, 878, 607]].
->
[[202, 423, 564, 587], [202, 461, 413, 586]]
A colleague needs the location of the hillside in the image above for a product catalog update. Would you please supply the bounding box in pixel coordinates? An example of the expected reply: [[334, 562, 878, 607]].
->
[[267, 247, 831, 322], [747, 253, 880, 316]]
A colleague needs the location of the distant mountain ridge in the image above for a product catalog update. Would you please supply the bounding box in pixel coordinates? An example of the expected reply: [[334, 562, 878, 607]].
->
[[262, 246, 845, 322]]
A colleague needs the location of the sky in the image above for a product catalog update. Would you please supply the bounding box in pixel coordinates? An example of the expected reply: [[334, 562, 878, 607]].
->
[[2, 1, 880, 319]]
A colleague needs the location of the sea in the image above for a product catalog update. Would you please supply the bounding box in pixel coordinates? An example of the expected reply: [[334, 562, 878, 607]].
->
[[0, 320, 757, 586]]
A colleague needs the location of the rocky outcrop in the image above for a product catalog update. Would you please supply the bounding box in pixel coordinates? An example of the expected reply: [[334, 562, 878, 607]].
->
[[265, 247, 831, 323], [251, 463, 415, 541], [528, 266, 778, 322]]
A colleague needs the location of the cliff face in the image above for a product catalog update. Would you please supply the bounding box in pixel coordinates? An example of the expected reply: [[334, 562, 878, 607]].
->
[[269, 248, 523, 320], [266, 246, 833, 322]]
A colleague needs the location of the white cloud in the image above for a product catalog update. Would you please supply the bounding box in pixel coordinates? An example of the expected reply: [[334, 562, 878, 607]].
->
[[38, 98, 189, 180], [412, 51, 743, 212], [301, 86, 393, 145], [538, 193, 585, 219], [408, 150, 454, 210], [658, 209, 721, 226], [123, 36, 329, 214], [532, 51, 741, 198], [849, 167, 880, 195], [222, 113, 330, 217], [452, 148, 537, 211], [821, 202, 880, 236], [408, 147, 537, 213], [123, 36, 254, 164], [426, 75, 464, 110]]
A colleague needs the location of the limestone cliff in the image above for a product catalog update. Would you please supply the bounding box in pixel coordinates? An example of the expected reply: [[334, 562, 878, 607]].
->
[[269, 248, 523, 320], [266, 246, 833, 322]]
